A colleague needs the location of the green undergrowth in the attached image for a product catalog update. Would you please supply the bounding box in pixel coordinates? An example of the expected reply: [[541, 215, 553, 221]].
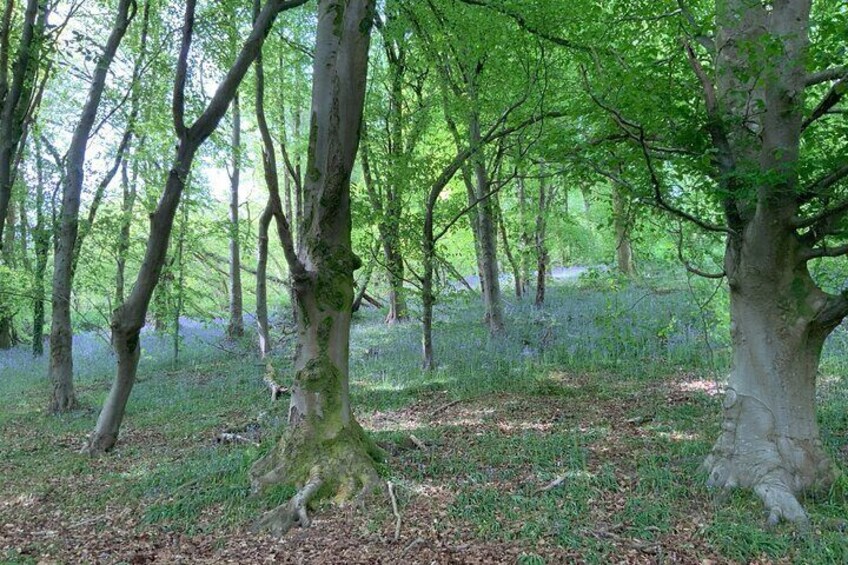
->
[[1, 276, 846, 562]]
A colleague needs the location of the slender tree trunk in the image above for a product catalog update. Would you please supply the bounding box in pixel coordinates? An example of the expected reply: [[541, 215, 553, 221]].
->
[[227, 94, 244, 338], [32, 135, 49, 356], [612, 183, 635, 276], [250, 0, 380, 535], [381, 222, 407, 323], [517, 176, 531, 297], [0, 0, 45, 247], [256, 201, 272, 357], [421, 225, 435, 370], [469, 112, 503, 332], [534, 170, 548, 308], [115, 153, 139, 305], [497, 198, 522, 298], [49, 0, 135, 413], [85, 0, 301, 454]]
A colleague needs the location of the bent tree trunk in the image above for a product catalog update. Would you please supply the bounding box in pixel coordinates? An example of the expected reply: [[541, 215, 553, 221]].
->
[[84, 0, 302, 454], [255, 201, 273, 357], [249, 0, 380, 535], [703, 224, 838, 526]]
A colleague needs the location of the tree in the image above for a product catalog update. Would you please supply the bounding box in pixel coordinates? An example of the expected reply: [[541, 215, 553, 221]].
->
[[249, 0, 383, 535], [0, 0, 50, 348], [693, 0, 846, 526], [586, 0, 846, 525], [84, 0, 309, 455], [226, 93, 244, 338], [48, 0, 138, 413]]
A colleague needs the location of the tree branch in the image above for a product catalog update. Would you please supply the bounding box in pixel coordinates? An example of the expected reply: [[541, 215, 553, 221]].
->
[[805, 66, 847, 87], [802, 76, 845, 131]]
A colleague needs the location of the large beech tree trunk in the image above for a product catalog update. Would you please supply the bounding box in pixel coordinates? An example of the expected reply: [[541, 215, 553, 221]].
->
[[49, 0, 135, 414], [249, 0, 380, 536], [686, 0, 846, 525], [704, 220, 838, 525], [227, 94, 244, 338], [84, 0, 305, 454]]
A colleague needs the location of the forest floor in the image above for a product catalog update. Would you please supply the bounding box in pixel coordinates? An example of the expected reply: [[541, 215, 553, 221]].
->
[[1, 274, 847, 564]]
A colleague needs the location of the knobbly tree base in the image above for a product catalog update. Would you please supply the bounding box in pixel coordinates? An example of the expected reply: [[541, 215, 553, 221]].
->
[[702, 389, 838, 527], [250, 419, 384, 536]]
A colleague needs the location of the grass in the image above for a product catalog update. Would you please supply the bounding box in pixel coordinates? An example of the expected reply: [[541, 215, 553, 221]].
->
[[1, 273, 847, 563]]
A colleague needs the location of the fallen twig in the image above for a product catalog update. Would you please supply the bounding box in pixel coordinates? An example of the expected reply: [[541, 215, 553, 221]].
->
[[402, 537, 426, 555], [430, 399, 461, 417], [215, 432, 259, 447], [536, 475, 567, 493], [387, 481, 401, 541], [409, 434, 428, 451]]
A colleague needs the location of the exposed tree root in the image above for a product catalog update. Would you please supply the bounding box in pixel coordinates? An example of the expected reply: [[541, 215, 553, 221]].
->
[[703, 389, 838, 528], [250, 419, 384, 536], [253, 470, 324, 536]]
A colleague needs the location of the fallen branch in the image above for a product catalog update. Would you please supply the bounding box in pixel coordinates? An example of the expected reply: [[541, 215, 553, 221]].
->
[[430, 399, 461, 417], [387, 481, 401, 541], [263, 362, 289, 401], [536, 475, 567, 493], [215, 432, 259, 447], [409, 434, 428, 451]]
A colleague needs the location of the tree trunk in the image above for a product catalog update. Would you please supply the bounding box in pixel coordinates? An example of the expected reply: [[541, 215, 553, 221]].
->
[[381, 223, 407, 324], [227, 93, 244, 338], [49, 0, 135, 413], [115, 152, 139, 305], [32, 135, 48, 356], [421, 232, 435, 370], [469, 112, 504, 332], [517, 176, 531, 297], [497, 198, 522, 298], [85, 0, 300, 454], [534, 170, 548, 308], [250, 0, 380, 536], [704, 223, 838, 526], [697, 0, 842, 526], [612, 183, 635, 276], [256, 201, 272, 357]]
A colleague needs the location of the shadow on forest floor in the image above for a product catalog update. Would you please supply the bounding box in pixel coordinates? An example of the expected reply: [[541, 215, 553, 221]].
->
[[1, 276, 846, 563]]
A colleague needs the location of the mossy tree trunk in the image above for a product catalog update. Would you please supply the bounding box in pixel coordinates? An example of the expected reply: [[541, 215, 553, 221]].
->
[[250, 0, 380, 536]]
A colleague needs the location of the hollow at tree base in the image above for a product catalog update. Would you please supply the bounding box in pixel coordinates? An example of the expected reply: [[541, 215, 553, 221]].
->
[[250, 419, 384, 536]]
